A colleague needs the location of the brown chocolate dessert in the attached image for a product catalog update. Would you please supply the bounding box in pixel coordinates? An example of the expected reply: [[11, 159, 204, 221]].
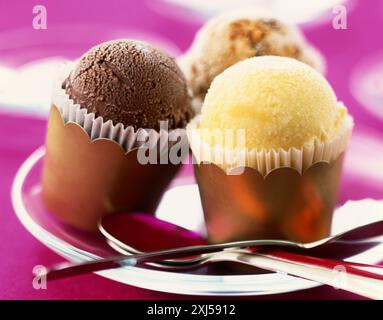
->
[[64, 39, 193, 130]]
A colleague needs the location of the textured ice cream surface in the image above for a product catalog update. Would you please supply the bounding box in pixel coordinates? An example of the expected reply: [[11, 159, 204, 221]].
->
[[198, 56, 350, 151], [179, 9, 325, 112], [64, 39, 193, 130]]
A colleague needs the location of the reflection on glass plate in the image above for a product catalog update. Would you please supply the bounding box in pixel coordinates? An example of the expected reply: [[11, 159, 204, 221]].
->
[[345, 128, 383, 184], [11, 146, 383, 296], [351, 52, 383, 121]]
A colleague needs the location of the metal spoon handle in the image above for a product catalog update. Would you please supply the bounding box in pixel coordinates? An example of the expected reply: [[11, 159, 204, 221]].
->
[[233, 251, 383, 300], [44, 245, 234, 281], [44, 246, 383, 290]]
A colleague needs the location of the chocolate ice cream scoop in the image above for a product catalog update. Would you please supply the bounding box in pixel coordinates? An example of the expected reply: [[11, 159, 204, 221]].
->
[[64, 39, 193, 130]]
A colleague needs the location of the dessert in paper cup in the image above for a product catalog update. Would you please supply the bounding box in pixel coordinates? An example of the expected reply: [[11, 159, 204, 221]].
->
[[179, 9, 325, 113], [187, 56, 353, 244], [42, 40, 193, 231]]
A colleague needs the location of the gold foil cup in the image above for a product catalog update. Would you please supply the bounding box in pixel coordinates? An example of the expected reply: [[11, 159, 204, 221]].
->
[[42, 105, 181, 231], [188, 115, 353, 244], [42, 65, 185, 231], [195, 156, 344, 243]]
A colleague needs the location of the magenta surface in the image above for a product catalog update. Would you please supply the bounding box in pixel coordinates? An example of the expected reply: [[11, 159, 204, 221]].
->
[[1, 0, 383, 299]]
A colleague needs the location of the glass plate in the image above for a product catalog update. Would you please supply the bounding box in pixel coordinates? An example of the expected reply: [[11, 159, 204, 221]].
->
[[12, 146, 383, 296]]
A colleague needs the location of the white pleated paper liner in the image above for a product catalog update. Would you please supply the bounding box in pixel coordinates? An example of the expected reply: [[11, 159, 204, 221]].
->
[[52, 63, 187, 154], [187, 114, 353, 176]]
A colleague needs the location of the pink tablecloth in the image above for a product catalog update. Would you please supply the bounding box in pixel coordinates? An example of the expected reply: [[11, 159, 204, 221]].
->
[[1, 0, 382, 299]]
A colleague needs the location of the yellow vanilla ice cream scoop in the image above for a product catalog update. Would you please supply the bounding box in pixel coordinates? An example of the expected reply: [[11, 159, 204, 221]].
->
[[199, 56, 349, 151]]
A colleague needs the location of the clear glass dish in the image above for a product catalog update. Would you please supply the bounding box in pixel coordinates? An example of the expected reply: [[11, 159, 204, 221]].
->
[[11, 146, 383, 296]]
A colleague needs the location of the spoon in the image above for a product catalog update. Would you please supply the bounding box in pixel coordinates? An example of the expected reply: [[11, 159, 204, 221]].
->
[[100, 212, 383, 267], [43, 212, 383, 299], [45, 213, 383, 275]]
